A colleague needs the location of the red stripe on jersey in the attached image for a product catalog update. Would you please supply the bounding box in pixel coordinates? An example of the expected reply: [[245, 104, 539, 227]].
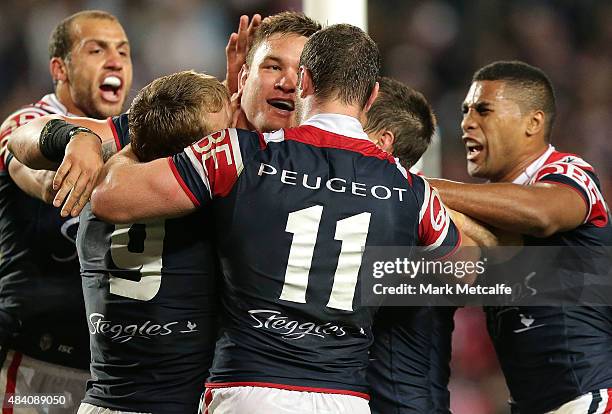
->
[[257, 131, 267, 150], [604, 388, 612, 414], [167, 158, 200, 207], [544, 151, 595, 173], [107, 117, 122, 150], [284, 125, 396, 163], [0, 108, 49, 172], [190, 129, 239, 198], [35, 99, 55, 111], [399, 165, 413, 186], [206, 381, 370, 400], [202, 388, 213, 414], [0, 109, 47, 144], [2, 352, 22, 414], [419, 185, 452, 248]]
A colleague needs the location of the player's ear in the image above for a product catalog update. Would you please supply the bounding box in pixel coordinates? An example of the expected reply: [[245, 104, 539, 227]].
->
[[526, 109, 545, 137], [363, 82, 379, 112], [238, 64, 249, 94], [378, 130, 395, 153], [50, 57, 68, 84], [298, 66, 313, 98]]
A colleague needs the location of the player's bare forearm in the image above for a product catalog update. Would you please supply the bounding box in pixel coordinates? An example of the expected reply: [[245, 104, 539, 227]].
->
[[8, 116, 62, 170], [8, 115, 117, 170], [7, 159, 56, 204], [428, 178, 587, 238], [91, 145, 196, 223]]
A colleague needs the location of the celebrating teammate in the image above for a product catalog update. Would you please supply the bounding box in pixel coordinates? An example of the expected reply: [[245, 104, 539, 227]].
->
[[9, 11, 320, 218], [12, 12, 320, 413], [430, 61, 612, 413], [363, 77, 456, 413], [76, 71, 229, 414], [90, 23, 470, 413], [0, 10, 132, 411]]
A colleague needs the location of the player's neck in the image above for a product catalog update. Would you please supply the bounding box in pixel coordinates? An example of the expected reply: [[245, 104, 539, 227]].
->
[[300, 97, 363, 124], [497, 144, 550, 183], [54, 84, 86, 117]]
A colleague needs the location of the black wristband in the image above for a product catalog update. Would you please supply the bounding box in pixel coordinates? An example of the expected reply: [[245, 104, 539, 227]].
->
[[39, 119, 100, 162]]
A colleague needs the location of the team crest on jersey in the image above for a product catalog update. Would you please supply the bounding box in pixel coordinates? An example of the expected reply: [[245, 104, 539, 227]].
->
[[429, 189, 449, 232], [39, 333, 53, 351], [418, 179, 453, 251]]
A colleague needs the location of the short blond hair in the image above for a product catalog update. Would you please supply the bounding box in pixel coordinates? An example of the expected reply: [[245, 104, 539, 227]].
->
[[129, 70, 230, 162]]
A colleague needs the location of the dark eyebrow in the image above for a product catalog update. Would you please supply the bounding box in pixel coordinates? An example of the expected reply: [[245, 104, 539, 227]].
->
[[84, 39, 130, 48], [462, 101, 492, 113], [261, 56, 283, 65], [475, 102, 491, 111]]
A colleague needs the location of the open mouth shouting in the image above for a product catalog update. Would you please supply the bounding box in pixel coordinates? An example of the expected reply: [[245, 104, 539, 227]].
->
[[464, 137, 484, 161], [267, 98, 295, 115], [99, 75, 123, 103]]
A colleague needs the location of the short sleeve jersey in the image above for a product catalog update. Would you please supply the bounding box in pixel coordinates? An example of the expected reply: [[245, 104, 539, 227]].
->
[[170, 114, 460, 396], [77, 114, 220, 413], [0, 94, 88, 369]]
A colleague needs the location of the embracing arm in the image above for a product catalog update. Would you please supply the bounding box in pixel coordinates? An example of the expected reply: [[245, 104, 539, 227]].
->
[[428, 179, 586, 238], [7, 161, 56, 204], [90, 145, 196, 224], [7, 115, 119, 216], [7, 115, 117, 169]]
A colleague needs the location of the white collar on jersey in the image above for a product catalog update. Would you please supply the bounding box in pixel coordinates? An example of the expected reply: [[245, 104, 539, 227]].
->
[[41, 93, 76, 116], [302, 113, 370, 141], [512, 144, 555, 185]]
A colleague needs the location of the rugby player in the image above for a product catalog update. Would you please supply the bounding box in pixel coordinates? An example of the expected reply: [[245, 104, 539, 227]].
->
[[8, 12, 321, 413], [364, 77, 457, 413], [76, 71, 230, 414], [90, 24, 470, 413], [429, 61, 612, 413], [9, 11, 320, 218], [0, 10, 131, 412]]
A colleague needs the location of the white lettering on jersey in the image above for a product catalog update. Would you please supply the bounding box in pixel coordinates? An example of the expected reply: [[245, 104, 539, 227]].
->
[[257, 162, 408, 202]]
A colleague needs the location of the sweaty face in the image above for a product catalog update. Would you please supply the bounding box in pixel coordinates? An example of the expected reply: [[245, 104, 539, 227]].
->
[[64, 17, 133, 118], [240, 34, 307, 132], [461, 80, 527, 181]]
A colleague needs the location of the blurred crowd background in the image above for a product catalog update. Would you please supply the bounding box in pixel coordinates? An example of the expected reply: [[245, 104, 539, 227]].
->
[[1, 1, 610, 413]]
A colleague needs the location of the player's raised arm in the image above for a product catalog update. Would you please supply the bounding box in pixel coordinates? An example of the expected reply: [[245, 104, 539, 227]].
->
[[225, 14, 261, 94], [429, 178, 587, 238], [91, 144, 195, 223]]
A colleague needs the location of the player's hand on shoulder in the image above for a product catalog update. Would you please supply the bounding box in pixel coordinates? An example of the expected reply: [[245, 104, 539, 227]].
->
[[53, 131, 104, 217]]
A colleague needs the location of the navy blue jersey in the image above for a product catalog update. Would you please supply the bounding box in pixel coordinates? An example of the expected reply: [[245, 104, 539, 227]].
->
[[368, 306, 456, 413], [484, 148, 612, 414], [0, 94, 89, 369], [170, 114, 460, 397], [78, 115, 219, 413]]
